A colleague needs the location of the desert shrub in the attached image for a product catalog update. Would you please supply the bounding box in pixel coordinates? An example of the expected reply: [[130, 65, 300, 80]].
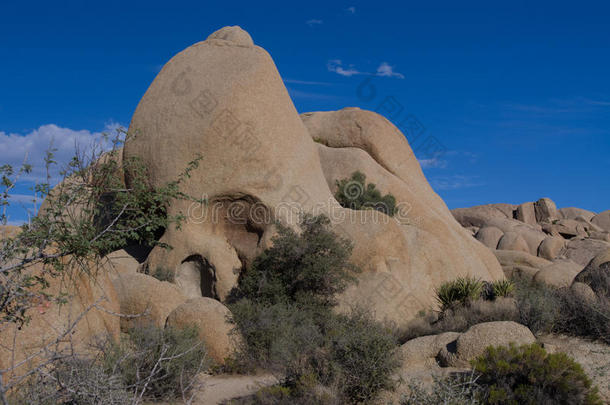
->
[[230, 215, 399, 404], [512, 277, 563, 334], [400, 298, 519, 342], [335, 171, 397, 216], [9, 357, 129, 405], [472, 343, 602, 405], [435, 277, 484, 310], [328, 309, 401, 402], [552, 286, 610, 344], [401, 371, 482, 405], [103, 324, 209, 400], [236, 214, 358, 308]]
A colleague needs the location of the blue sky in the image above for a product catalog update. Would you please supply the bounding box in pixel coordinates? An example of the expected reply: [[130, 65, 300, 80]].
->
[[1, 0, 609, 223]]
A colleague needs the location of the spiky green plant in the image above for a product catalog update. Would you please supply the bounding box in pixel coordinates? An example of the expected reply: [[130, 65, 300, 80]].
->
[[491, 279, 515, 298], [435, 277, 484, 310]]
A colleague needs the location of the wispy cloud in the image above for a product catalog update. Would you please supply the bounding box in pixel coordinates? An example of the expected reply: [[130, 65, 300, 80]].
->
[[327, 60, 362, 77], [418, 157, 448, 169], [376, 62, 404, 79], [327, 60, 404, 79], [346, 6, 356, 14], [287, 88, 342, 100], [284, 78, 333, 86], [430, 175, 484, 190], [306, 19, 323, 26]]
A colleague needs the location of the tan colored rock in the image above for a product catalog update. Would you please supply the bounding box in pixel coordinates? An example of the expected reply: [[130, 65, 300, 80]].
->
[[400, 332, 462, 369], [565, 238, 610, 267], [453, 206, 545, 256], [537, 236, 565, 260], [105, 249, 140, 278], [0, 259, 120, 381], [542, 219, 588, 239], [574, 248, 610, 296], [591, 210, 610, 233], [497, 231, 530, 253], [123, 26, 503, 324], [493, 249, 552, 268], [534, 198, 558, 223], [112, 273, 186, 330], [489, 203, 516, 219], [166, 297, 240, 364], [475, 226, 504, 250], [533, 259, 583, 288], [588, 231, 610, 242], [559, 207, 596, 222], [439, 321, 535, 367], [570, 282, 598, 303], [515, 202, 537, 225], [206, 26, 254, 47]]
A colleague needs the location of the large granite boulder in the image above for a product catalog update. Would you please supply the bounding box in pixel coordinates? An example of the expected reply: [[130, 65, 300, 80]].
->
[[123, 26, 503, 324]]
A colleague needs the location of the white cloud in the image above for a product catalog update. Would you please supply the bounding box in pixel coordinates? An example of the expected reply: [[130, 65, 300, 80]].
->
[[376, 62, 404, 79], [0, 122, 122, 185], [327, 60, 404, 79], [346, 6, 356, 14], [327, 60, 362, 77], [430, 175, 484, 190], [283, 78, 333, 86], [306, 19, 323, 26], [418, 158, 448, 169]]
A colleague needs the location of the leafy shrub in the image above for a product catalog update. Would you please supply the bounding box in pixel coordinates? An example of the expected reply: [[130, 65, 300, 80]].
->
[[103, 324, 209, 400], [472, 343, 602, 405], [236, 214, 358, 308], [229, 215, 399, 404], [335, 171, 397, 216], [435, 277, 484, 311]]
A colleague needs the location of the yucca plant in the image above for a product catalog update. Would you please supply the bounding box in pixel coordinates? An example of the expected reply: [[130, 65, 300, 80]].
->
[[435, 277, 484, 311], [491, 279, 515, 298]]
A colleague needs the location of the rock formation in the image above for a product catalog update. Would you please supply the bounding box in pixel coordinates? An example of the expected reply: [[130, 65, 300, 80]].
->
[[452, 198, 610, 288], [123, 26, 503, 324]]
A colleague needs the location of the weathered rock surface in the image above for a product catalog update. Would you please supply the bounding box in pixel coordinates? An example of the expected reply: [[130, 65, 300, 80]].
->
[[537, 236, 565, 260], [475, 226, 504, 250], [497, 231, 530, 253], [0, 259, 120, 380], [166, 297, 240, 364], [592, 210, 610, 233], [124, 26, 503, 323], [453, 199, 610, 288], [438, 321, 535, 367], [559, 207, 596, 222], [533, 259, 583, 288], [573, 248, 610, 296], [112, 272, 186, 330]]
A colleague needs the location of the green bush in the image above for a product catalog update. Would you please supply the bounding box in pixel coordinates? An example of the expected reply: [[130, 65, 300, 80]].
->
[[435, 277, 484, 311], [335, 171, 397, 216], [491, 279, 515, 298], [400, 298, 519, 343], [236, 214, 358, 308], [103, 324, 209, 400], [229, 215, 399, 404], [472, 343, 602, 405]]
